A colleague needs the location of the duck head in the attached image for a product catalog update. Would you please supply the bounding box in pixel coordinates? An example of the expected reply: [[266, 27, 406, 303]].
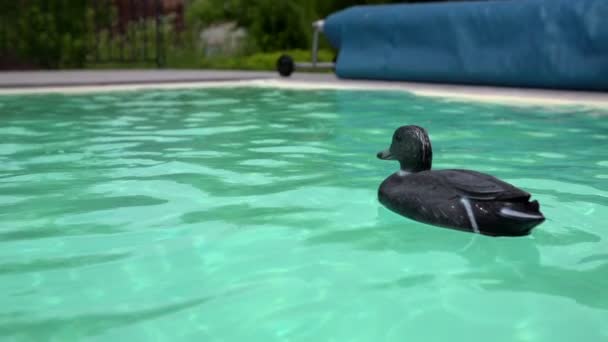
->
[[377, 125, 433, 173]]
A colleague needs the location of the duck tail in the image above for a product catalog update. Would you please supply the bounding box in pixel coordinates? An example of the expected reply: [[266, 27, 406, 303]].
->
[[498, 200, 545, 225], [528, 200, 540, 212]]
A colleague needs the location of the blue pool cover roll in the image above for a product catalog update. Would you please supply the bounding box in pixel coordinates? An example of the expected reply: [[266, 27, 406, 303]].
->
[[323, 0, 608, 90]]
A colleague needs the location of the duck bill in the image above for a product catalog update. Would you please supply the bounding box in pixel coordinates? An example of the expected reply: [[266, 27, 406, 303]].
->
[[377, 149, 395, 160]]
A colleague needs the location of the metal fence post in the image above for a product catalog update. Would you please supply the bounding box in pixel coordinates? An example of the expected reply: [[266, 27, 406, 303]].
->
[[155, 0, 164, 68]]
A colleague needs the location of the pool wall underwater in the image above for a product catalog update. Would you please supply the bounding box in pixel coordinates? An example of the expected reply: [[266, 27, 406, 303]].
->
[[324, 0, 608, 91]]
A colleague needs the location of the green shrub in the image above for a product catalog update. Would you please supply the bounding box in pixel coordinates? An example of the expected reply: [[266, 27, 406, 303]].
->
[[187, 0, 318, 52], [186, 0, 411, 53]]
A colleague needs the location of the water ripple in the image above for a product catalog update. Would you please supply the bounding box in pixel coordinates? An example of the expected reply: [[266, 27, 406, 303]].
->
[[0, 87, 606, 340]]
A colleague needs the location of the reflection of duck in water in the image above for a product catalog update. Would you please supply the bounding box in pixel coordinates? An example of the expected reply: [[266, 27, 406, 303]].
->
[[377, 125, 545, 237]]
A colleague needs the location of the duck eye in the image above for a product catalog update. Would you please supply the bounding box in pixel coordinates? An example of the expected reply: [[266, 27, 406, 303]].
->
[[395, 135, 402, 142]]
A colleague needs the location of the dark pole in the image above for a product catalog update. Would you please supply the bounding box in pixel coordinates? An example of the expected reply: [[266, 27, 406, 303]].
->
[[128, 0, 135, 62], [42, 0, 50, 67], [108, 0, 113, 61], [0, 3, 6, 56], [119, 0, 124, 62], [93, 1, 99, 63], [142, 0, 148, 61], [155, 0, 163, 68]]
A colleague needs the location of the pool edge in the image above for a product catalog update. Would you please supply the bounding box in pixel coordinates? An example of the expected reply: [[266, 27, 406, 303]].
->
[[0, 76, 607, 110]]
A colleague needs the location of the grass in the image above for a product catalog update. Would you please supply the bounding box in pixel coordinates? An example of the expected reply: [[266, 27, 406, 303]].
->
[[198, 49, 335, 70], [87, 49, 335, 71]]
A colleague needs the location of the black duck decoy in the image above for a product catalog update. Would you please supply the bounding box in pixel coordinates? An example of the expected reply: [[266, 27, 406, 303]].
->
[[377, 125, 545, 237]]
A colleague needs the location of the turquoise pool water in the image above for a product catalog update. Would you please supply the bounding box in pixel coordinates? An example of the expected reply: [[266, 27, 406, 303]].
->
[[0, 87, 607, 341]]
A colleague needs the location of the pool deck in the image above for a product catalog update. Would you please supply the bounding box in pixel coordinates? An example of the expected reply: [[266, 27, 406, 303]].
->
[[1, 70, 607, 108]]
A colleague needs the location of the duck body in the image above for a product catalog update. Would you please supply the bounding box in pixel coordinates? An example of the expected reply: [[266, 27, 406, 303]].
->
[[378, 169, 544, 236], [377, 125, 545, 237]]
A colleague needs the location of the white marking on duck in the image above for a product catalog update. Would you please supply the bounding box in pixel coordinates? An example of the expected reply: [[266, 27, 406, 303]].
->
[[500, 208, 543, 220], [460, 198, 480, 234], [397, 170, 410, 176]]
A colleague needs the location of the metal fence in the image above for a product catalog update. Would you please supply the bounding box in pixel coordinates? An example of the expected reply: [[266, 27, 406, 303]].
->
[[0, 0, 171, 69], [90, 0, 165, 67]]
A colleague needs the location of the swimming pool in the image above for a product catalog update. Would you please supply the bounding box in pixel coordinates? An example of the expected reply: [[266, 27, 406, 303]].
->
[[1, 87, 606, 341]]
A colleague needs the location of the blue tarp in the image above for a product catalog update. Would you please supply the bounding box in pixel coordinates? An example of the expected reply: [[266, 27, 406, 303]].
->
[[324, 0, 608, 90]]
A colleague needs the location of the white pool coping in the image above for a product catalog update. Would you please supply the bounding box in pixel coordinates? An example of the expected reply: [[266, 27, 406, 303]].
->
[[1, 71, 607, 110], [253, 79, 608, 109]]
